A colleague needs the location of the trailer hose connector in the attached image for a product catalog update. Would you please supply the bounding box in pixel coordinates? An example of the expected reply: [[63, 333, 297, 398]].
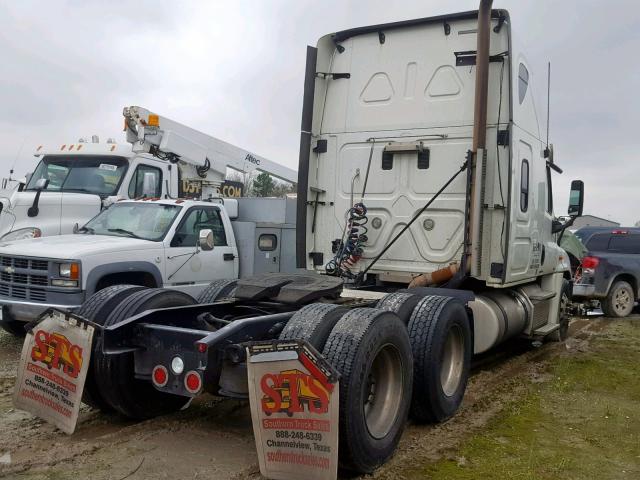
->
[[326, 202, 369, 278]]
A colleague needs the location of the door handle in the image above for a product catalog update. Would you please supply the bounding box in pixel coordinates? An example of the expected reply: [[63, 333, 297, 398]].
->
[[223, 253, 235, 261]]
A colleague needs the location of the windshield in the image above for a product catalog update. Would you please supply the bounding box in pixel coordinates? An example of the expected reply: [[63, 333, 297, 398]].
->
[[26, 155, 128, 196], [82, 203, 181, 241]]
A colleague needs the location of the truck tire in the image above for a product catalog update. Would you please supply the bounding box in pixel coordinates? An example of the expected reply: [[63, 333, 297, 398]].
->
[[93, 289, 197, 419], [408, 295, 471, 423], [76, 285, 146, 411], [322, 308, 412, 474], [0, 318, 26, 337], [376, 292, 421, 324], [279, 303, 347, 350], [602, 280, 635, 318], [549, 279, 571, 342], [196, 279, 238, 303]]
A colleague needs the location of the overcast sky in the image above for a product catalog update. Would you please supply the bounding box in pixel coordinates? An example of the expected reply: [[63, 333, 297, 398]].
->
[[1, 1, 638, 224]]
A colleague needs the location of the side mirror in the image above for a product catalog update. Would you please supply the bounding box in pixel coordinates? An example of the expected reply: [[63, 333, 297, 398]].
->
[[568, 180, 584, 218], [35, 178, 49, 190], [198, 229, 215, 251], [72, 223, 79, 234]]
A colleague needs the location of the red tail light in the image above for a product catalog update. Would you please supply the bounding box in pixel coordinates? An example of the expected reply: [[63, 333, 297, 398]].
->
[[184, 371, 202, 394], [581, 256, 600, 270], [152, 365, 169, 387]]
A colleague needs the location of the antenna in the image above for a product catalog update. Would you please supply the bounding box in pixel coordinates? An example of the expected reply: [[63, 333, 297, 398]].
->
[[546, 61, 551, 147]]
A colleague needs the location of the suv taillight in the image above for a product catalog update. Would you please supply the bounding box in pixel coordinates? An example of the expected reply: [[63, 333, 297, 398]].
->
[[581, 256, 600, 274]]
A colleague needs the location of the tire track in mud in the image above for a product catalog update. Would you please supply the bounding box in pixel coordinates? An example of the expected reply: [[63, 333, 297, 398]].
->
[[0, 317, 610, 479]]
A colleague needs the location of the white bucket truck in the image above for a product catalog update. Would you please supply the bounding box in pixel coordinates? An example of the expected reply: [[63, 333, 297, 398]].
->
[[0, 109, 296, 241]]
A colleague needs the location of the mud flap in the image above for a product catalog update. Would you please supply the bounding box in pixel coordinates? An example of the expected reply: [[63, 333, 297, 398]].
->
[[13, 309, 94, 434], [247, 340, 340, 480]]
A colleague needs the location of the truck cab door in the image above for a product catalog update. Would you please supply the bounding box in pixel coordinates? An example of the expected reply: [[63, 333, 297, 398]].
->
[[164, 206, 237, 296], [505, 140, 541, 283]]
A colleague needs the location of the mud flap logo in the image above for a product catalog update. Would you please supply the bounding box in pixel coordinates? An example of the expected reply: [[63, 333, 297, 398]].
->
[[247, 341, 339, 480], [13, 311, 94, 434], [261, 369, 331, 416], [30, 330, 84, 378]]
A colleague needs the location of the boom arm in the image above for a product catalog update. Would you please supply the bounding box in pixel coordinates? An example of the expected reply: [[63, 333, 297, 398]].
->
[[123, 106, 297, 185]]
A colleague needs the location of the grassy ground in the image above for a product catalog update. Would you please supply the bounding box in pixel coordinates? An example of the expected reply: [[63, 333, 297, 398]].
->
[[400, 319, 640, 480]]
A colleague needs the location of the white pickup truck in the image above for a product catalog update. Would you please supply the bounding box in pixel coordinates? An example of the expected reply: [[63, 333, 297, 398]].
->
[[0, 196, 295, 335]]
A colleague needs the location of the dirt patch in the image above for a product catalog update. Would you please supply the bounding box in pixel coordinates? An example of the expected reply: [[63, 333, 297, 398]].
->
[[0, 317, 620, 479]]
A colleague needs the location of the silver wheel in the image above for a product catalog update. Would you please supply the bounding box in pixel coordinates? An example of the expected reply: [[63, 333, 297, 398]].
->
[[613, 285, 633, 316], [364, 343, 404, 439], [440, 325, 464, 397]]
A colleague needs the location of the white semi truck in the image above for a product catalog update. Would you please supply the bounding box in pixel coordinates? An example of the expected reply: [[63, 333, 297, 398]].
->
[[0, 110, 296, 241], [20, 2, 584, 474]]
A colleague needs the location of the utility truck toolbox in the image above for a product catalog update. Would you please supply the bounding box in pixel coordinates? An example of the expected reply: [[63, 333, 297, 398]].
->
[[13, 2, 585, 476]]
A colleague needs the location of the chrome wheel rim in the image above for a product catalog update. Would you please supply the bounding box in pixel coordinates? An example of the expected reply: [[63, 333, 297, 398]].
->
[[364, 344, 404, 439], [441, 326, 464, 397], [614, 286, 633, 315]]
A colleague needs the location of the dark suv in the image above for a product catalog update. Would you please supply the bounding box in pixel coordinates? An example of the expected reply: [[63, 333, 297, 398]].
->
[[572, 227, 640, 317]]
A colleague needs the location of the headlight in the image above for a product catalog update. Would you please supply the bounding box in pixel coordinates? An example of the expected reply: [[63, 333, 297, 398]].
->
[[0, 227, 42, 241], [59, 262, 80, 280]]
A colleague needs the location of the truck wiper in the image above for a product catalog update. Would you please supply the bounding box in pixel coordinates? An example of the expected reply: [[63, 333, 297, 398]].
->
[[77, 226, 95, 234], [107, 228, 143, 239]]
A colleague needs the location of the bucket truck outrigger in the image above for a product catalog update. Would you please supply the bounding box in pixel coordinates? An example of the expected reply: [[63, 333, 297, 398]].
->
[[0, 107, 296, 241], [17, 3, 584, 475]]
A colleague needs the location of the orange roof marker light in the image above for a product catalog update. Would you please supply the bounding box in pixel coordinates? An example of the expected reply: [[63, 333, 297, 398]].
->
[[147, 114, 160, 127], [60, 144, 66, 151]]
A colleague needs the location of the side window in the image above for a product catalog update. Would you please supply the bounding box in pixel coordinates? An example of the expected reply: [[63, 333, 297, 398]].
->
[[607, 234, 640, 254], [171, 207, 228, 247], [520, 160, 529, 212], [585, 233, 611, 252], [546, 165, 553, 214], [128, 165, 162, 198], [518, 63, 529, 104]]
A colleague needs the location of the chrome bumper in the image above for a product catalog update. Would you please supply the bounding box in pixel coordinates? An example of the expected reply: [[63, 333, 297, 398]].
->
[[0, 298, 82, 322]]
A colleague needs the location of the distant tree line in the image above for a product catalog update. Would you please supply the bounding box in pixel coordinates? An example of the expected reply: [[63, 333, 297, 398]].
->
[[226, 171, 296, 198]]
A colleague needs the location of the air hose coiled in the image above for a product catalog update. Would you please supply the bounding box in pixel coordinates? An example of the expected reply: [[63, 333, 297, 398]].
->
[[326, 202, 368, 278]]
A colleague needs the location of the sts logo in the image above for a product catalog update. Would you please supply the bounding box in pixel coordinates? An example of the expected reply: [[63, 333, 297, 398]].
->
[[261, 369, 330, 416], [30, 330, 83, 378]]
